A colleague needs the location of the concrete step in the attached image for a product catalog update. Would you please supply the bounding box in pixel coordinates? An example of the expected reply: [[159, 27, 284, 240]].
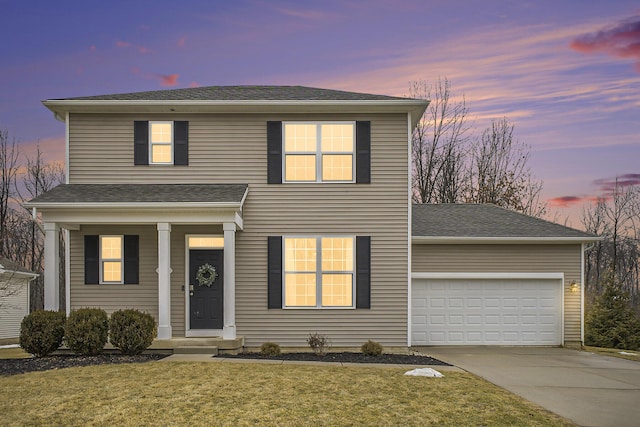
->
[[174, 346, 219, 355]]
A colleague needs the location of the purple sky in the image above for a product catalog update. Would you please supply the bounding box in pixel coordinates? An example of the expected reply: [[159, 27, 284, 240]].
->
[[2, 0, 639, 227]]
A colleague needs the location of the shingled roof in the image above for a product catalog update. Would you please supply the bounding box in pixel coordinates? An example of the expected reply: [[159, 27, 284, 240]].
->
[[49, 85, 413, 102], [412, 204, 597, 241], [27, 184, 248, 205], [0, 257, 36, 275]]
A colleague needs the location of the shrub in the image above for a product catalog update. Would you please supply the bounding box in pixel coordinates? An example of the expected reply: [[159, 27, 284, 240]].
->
[[19, 310, 66, 357], [109, 309, 157, 355], [307, 332, 330, 356], [585, 276, 640, 350], [65, 308, 109, 355], [260, 342, 281, 356], [361, 340, 384, 356]]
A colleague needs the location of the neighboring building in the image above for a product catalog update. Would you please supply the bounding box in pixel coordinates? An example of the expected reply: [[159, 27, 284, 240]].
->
[[0, 258, 37, 341], [26, 85, 597, 349]]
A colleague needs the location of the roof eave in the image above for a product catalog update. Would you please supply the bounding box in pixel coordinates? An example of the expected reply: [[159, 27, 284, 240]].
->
[[24, 201, 243, 210], [42, 99, 429, 128], [411, 236, 602, 244]]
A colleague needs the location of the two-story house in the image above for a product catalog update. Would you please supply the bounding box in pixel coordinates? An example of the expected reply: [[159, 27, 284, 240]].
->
[[28, 85, 596, 350]]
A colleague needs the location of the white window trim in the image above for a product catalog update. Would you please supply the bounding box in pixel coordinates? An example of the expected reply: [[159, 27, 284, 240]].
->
[[99, 235, 123, 284], [282, 235, 356, 309], [149, 121, 173, 165], [282, 122, 356, 183]]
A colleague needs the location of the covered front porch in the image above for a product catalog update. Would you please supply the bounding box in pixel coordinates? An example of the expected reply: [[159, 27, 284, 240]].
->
[[26, 184, 248, 340]]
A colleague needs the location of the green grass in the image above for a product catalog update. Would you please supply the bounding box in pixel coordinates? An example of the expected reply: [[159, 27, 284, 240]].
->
[[584, 345, 640, 362], [0, 361, 573, 426]]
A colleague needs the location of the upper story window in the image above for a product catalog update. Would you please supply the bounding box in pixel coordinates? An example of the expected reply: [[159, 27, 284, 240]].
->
[[149, 121, 173, 164], [283, 123, 355, 182], [134, 121, 189, 166]]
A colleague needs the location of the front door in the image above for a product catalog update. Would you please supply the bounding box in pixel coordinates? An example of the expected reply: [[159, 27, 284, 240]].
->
[[189, 249, 224, 330]]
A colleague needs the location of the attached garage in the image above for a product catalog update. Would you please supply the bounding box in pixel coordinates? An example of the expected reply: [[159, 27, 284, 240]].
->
[[411, 204, 599, 347], [411, 275, 563, 346]]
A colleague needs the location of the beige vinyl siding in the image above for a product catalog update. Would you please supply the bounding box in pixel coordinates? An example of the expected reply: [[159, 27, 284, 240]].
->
[[0, 275, 30, 340], [69, 225, 158, 317], [67, 113, 410, 347], [411, 244, 583, 343]]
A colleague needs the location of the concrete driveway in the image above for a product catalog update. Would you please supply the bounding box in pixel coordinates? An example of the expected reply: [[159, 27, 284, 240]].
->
[[422, 347, 640, 427]]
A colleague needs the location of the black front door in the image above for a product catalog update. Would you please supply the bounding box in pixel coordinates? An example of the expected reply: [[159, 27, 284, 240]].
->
[[189, 249, 223, 330]]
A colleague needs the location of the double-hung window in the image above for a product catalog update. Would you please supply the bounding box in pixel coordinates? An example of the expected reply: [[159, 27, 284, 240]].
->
[[100, 236, 123, 284], [283, 123, 355, 182], [149, 121, 173, 164], [283, 236, 354, 308]]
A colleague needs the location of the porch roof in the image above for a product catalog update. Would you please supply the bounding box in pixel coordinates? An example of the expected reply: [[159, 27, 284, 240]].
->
[[26, 184, 249, 208]]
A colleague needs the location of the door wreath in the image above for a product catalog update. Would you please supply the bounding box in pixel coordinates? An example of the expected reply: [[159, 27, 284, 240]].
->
[[196, 263, 218, 287]]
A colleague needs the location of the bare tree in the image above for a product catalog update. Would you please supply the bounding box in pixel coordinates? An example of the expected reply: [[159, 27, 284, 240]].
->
[[582, 179, 640, 310], [410, 78, 470, 203], [0, 129, 20, 257], [465, 118, 546, 217]]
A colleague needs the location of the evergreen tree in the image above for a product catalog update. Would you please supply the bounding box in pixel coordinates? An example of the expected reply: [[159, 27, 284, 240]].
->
[[585, 273, 640, 350]]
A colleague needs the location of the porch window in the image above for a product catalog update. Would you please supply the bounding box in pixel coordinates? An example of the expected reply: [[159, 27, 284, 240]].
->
[[85, 235, 139, 285], [283, 236, 354, 308], [100, 236, 123, 283]]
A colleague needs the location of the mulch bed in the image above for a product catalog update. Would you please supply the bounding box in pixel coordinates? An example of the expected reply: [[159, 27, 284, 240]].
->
[[1, 351, 450, 377], [225, 352, 451, 365], [0, 354, 166, 377]]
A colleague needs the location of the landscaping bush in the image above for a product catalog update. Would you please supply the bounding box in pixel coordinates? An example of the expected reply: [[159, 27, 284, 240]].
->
[[65, 308, 109, 355], [307, 332, 330, 356], [260, 342, 281, 356], [19, 310, 66, 357], [109, 309, 157, 355], [361, 340, 384, 356]]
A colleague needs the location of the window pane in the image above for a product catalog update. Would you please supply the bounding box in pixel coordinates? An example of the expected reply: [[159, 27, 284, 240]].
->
[[321, 238, 353, 271], [321, 124, 353, 152], [101, 236, 122, 259], [322, 274, 353, 306], [285, 273, 316, 306], [284, 124, 316, 152], [152, 144, 172, 163], [103, 261, 122, 282], [188, 237, 224, 248], [151, 122, 172, 143], [284, 238, 316, 272], [322, 154, 353, 181], [285, 155, 316, 181]]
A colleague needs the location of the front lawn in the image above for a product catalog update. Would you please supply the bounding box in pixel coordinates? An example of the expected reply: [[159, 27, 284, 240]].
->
[[0, 361, 572, 426], [584, 345, 640, 362]]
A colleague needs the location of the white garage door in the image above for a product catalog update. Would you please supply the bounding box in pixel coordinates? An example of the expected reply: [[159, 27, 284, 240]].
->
[[412, 278, 562, 345]]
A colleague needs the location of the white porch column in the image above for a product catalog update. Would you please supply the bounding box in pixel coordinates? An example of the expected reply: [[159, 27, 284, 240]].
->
[[157, 223, 172, 339], [43, 222, 60, 310], [223, 223, 237, 339]]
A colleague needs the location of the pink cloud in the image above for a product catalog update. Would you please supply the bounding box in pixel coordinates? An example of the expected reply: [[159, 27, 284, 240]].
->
[[89, 45, 97, 52], [116, 40, 131, 48], [159, 74, 179, 87], [116, 40, 151, 54], [570, 17, 640, 72], [548, 195, 596, 208], [178, 36, 187, 47], [189, 81, 200, 88]]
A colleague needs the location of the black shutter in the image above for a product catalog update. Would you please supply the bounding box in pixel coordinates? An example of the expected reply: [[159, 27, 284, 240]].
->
[[84, 235, 99, 284], [174, 121, 189, 165], [267, 236, 283, 308], [134, 121, 149, 165], [267, 121, 282, 184], [356, 236, 371, 308], [356, 121, 371, 184], [124, 235, 139, 285]]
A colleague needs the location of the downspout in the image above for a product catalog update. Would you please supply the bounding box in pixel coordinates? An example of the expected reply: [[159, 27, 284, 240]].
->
[[407, 112, 412, 348]]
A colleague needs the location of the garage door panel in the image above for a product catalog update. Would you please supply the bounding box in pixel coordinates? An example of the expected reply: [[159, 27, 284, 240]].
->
[[412, 278, 562, 346]]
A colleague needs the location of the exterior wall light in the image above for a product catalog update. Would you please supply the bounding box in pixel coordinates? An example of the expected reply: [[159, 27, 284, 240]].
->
[[570, 281, 580, 293]]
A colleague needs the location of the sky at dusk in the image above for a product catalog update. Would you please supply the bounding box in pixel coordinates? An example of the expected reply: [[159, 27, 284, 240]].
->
[[2, 0, 639, 228]]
